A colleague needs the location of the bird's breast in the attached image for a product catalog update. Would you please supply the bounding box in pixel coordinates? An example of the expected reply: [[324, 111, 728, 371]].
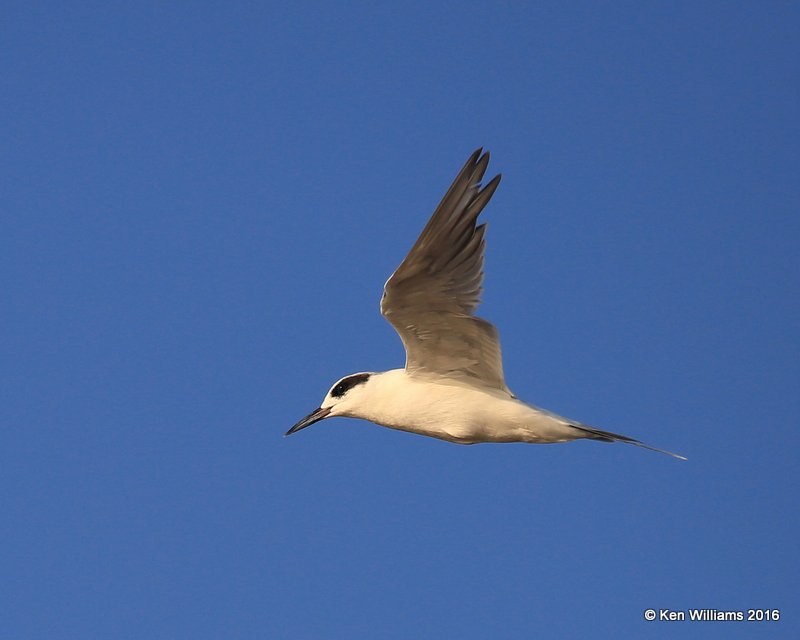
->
[[360, 374, 532, 444]]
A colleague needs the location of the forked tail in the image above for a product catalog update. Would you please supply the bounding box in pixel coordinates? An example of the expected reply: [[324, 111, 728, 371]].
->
[[572, 424, 687, 460]]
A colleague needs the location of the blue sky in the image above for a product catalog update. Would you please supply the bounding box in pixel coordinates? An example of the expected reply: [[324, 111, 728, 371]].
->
[[2, 2, 798, 638]]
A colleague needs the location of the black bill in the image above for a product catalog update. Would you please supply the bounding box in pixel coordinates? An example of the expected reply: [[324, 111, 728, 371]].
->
[[285, 406, 332, 437]]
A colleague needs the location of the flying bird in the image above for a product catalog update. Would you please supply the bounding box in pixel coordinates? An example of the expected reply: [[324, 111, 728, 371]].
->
[[287, 150, 685, 459]]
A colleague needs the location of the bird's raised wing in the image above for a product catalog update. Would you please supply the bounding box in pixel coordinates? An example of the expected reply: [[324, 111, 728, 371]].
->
[[380, 149, 510, 393]]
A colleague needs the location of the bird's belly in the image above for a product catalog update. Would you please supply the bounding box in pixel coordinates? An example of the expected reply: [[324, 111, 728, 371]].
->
[[365, 382, 575, 445]]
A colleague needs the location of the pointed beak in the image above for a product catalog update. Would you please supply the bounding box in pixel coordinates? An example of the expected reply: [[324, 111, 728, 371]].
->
[[285, 406, 332, 437]]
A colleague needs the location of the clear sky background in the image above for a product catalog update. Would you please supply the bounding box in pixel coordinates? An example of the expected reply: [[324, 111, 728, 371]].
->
[[2, 2, 798, 638]]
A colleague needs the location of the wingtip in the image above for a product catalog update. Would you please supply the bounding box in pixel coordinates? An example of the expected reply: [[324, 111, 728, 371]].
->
[[470, 147, 492, 167], [486, 172, 502, 189], [463, 148, 482, 168]]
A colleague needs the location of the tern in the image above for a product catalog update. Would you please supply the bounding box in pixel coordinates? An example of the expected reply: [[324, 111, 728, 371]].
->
[[287, 149, 685, 460]]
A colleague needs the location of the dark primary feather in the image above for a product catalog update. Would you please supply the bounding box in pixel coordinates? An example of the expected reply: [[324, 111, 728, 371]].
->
[[381, 149, 509, 391]]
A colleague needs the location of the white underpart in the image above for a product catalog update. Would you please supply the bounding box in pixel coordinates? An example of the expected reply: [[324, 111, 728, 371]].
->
[[326, 370, 582, 445]]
